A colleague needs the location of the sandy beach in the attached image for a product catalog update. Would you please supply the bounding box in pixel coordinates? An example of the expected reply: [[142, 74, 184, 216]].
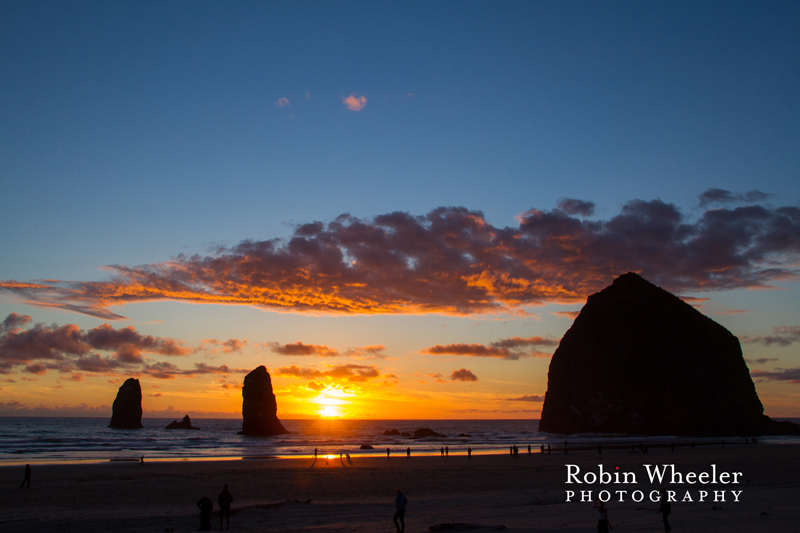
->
[[1, 442, 798, 532]]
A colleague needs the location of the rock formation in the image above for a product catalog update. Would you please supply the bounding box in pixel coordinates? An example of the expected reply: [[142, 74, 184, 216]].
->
[[108, 378, 143, 429], [383, 429, 400, 436], [238, 366, 288, 436], [165, 414, 199, 430], [414, 427, 446, 438], [540, 272, 800, 436]]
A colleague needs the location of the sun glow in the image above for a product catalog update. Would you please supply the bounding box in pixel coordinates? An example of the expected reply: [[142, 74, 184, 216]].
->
[[313, 384, 354, 418]]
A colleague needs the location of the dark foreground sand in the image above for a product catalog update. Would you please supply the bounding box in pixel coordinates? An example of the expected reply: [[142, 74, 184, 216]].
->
[[1, 443, 798, 532]]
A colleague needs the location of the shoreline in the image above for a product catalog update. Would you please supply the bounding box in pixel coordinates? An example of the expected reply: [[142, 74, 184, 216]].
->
[[2, 442, 799, 532]]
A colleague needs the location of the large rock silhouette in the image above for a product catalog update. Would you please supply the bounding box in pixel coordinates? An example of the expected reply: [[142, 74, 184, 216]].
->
[[239, 366, 288, 436], [539, 273, 800, 436], [108, 378, 143, 429]]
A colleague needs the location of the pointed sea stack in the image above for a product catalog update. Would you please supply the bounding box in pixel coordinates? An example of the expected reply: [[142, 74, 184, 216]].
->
[[108, 378, 143, 429], [238, 366, 288, 436], [540, 273, 800, 436]]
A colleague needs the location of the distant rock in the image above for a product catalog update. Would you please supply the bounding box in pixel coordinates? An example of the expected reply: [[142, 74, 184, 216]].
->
[[400, 432, 412, 437], [414, 428, 446, 438], [108, 378, 143, 429], [539, 273, 800, 436], [238, 366, 289, 436], [383, 429, 400, 436], [458, 433, 471, 437], [165, 415, 199, 430], [359, 444, 374, 449]]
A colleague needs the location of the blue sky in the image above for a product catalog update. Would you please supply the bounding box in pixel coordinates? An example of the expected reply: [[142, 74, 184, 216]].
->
[[1, 1, 799, 418]]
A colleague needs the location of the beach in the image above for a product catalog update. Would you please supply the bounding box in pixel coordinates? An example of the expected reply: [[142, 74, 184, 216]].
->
[[1, 442, 798, 532]]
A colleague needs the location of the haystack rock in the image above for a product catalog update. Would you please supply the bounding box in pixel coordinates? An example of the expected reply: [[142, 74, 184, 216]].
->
[[238, 366, 288, 436], [539, 273, 800, 436], [108, 378, 143, 429], [165, 414, 199, 430]]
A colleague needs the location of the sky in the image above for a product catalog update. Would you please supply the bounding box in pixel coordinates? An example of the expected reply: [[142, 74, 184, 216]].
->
[[1, 1, 799, 419]]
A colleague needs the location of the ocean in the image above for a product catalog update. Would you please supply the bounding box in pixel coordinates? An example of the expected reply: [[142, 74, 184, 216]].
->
[[2, 417, 799, 465]]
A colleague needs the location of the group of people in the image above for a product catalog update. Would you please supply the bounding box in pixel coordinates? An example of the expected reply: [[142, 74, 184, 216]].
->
[[197, 484, 234, 531], [593, 487, 672, 533]]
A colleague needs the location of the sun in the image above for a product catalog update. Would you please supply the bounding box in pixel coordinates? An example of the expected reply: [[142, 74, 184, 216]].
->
[[319, 406, 341, 418]]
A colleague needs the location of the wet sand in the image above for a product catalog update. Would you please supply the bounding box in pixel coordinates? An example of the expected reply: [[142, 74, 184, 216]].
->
[[1, 443, 798, 532]]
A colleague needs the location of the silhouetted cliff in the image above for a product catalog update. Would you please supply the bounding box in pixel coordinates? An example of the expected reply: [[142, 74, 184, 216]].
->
[[238, 366, 288, 436], [540, 273, 800, 436], [108, 378, 143, 429]]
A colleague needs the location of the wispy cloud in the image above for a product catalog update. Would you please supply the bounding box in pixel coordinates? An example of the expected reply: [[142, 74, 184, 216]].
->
[[421, 336, 557, 360], [551, 311, 580, 319], [342, 94, 367, 111], [742, 326, 800, 347], [698, 188, 771, 208], [276, 97, 290, 107], [497, 394, 545, 402], [2, 196, 799, 319], [750, 367, 800, 384]]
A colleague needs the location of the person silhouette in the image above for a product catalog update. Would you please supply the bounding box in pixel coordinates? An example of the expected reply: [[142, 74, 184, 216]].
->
[[218, 484, 233, 530], [387, 447, 390, 458], [314, 447, 318, 458], [445, 446, 449, 456], [441, 447, 444, 457], [528, 444, 531, 454], [393, 488, 408, 533], [547, 443, 551, 455], [593, 500, 613, 532], [657, 487, 671, 532], [467, 446, 472, 457], [20, 464, 31, 488], [197, 496, 213, 531], [406, 447, 410, 457], [540, 443, 544, 454]]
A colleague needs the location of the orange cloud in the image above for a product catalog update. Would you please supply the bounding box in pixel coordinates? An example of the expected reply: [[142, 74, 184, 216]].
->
[[551, 311, 580, 319], [3, 197, 799, 319], [276, 364, 380, 382], [343, 94, 367, 111]]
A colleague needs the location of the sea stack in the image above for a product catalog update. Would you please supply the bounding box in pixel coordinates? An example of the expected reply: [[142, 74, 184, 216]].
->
[[165, 414, 199, 430], [108, 378, 143, 429], [239, 366, 288, 436], [539, 272, 800, 436]]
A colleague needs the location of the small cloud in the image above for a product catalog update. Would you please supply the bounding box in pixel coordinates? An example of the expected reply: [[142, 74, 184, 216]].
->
[[276, 98, 290, 107], [556, 198, 595, 217], [551, 311, 580, 319], [716, 309, 751, 315], [428, 372, 446, 383], [24, 363, 47, 375], [421, 336, 557, 360], [744, 357, 778, 365], [450, 368, 478, 382], [270, 342, 339, 357], [149, 392, 162, 397], [698, 188, 771, 207], [305, 91, 310, 99], [498, 394, 545, 402], [343, 94, 367, 111]]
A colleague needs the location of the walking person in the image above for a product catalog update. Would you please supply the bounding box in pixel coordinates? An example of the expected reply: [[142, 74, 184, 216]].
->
[[393, 488, 408, 533], [657, 487, 672, 532], [592, 500, 613, 532], [218, 484, 233, 530], [19, 464, 31, 488]]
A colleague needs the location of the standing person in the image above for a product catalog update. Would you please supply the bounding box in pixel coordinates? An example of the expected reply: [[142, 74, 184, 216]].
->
[[528, 444, 531, 455], [540, 443, 544, 454], [445, 446, 449, 456], [440, 447, 444, 457], [406, 447, 410, 457], [218, 484, 233, 530], [197, 496, 213, 531], [467, 447, 472, 458], [657, 487, 672, 532], [393, 488, 408, 533], [592, 500, 612, 532], [19, 464, 31, 488]]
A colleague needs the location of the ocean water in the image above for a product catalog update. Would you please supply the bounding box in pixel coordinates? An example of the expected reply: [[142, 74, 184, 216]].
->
[[1, 417, 798, 465]]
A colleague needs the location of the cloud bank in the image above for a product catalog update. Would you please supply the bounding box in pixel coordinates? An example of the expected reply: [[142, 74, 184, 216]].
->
[[2, 191, 798, 319], [421, 336, 558, 360]]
